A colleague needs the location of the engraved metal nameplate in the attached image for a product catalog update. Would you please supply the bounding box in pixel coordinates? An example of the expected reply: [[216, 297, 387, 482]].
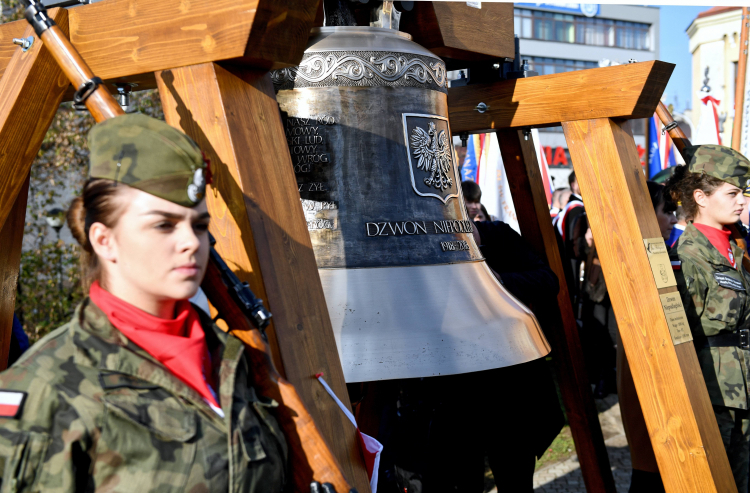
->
[[659, 292, 693, 345], [643, 238, 677, 289]]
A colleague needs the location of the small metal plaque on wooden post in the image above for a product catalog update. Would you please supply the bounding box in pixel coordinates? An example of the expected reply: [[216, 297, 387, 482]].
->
[[659, 291, 693, 345], [643, 238, 677, 289]]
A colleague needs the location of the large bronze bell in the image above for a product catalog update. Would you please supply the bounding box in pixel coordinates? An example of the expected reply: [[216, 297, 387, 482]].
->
[[272, 25, 550, 383]]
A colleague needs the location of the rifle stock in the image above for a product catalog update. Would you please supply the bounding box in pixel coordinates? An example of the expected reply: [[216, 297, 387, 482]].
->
[[20, 1, 354, 490], [655, 102, 750, 270]]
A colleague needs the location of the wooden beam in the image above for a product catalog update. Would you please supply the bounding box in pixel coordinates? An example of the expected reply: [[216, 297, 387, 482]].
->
[[496, 129, 616, 493], [69, 0, 317, 75], [0, 0, 318, 88], [0, 174, 29, 371], [448, 61, 674, 133], [0, 8, 69, 232], [563, 118, 736, 492], [156, 63, 371, 493], [399, 2, 514, 69], [0, 21, 27, 81]]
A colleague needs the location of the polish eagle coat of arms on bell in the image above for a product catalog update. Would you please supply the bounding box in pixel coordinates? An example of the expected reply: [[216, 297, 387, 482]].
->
[[271, 19, 550, 383]]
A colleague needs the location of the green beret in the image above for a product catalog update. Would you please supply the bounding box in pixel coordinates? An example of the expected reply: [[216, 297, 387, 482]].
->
[[686, 144, 750, 194], [88, 114, 208, 207]]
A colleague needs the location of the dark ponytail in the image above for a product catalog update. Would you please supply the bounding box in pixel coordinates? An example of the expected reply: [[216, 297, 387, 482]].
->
[[663, 165, 724, 220], [66, 179, 124, 290]]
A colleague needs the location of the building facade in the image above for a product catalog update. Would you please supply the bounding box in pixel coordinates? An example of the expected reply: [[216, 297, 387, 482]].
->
[[514, 3, 660, 189], [687, 7, 744, 149]]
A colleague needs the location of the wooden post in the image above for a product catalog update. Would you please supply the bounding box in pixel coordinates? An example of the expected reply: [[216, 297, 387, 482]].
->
[[564, 118, 735, 492], [0, 9, 69, 231], [0, 175, 29, 371], [0, 9, 71, 370], [156, 63, 371, 493], [496, 129, 616, 493]]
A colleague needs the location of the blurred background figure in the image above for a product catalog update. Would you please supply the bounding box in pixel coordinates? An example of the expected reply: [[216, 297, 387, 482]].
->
[[462, 180, 497, 221], [554, 171, 587, 307], [473, 204, 490, 222], [668, 206, 688, 247], [550, 187, 572, 219]]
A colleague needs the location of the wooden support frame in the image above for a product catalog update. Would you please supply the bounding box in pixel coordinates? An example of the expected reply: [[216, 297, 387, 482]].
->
[[564, 118, 734, 492], [0, 0, 319, 94], [451, 59, 738, 491], [496, 129, 616, 492], [448, 60, 673, 133], [156, 63, 370, 491], [0, 1, 733, 489]]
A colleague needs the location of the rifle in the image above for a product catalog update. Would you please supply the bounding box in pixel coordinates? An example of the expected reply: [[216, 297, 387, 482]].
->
[[655, 102, 750, 271], [20, 1, 354, 491]]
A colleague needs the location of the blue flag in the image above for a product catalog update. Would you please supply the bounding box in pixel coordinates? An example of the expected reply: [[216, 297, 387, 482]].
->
[[461, 135, 478, 182], [648, 114, 661, 179]]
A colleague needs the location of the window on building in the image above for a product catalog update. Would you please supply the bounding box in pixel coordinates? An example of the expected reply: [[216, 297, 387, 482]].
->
[[524, 57, 598, 76], [514, 8, 651, 50]]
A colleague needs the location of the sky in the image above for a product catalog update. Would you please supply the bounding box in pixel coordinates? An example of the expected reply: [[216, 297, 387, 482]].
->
[[658, 5, 711, 113]]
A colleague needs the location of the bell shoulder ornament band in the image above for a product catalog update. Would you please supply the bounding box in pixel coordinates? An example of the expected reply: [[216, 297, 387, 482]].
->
[[271, 50, 447, 92]]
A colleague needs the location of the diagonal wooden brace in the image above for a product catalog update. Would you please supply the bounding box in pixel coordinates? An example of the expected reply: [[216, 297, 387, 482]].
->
[[0, 8, 71, 370], [156, 62, 371, 493], [496, 128, 616, 493], [564, 118, 736, 493]]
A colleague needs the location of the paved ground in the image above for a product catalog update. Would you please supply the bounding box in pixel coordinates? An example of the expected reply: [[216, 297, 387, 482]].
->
[[489, 395, 634, 493]]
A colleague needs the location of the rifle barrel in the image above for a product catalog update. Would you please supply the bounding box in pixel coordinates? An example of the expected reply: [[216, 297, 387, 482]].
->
[[655, 101, 691, 159], [22, 0, 123, 122]]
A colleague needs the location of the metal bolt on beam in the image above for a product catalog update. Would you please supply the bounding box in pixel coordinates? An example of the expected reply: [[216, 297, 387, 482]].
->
[[11, 36, 34, 52]]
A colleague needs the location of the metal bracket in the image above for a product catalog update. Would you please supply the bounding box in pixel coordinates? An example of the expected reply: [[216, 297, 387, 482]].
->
[[113, 82, 138, 112], [11, 36, 34, 52], [662, 121, 678, 135], [23, 1, 56, 37], [73, 76, 102, 111]]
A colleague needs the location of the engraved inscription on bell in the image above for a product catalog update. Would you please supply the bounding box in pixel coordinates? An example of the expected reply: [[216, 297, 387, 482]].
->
[[403, 114, 458, 203], [283, 114, 337, 232]]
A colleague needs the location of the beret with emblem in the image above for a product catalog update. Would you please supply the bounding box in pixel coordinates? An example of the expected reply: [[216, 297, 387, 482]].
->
[[685, 144, 750, 195], [88, 113, 209, 207]]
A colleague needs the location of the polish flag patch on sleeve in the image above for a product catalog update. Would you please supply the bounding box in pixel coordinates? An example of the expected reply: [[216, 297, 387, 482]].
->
[[0, 391, 26, 418]]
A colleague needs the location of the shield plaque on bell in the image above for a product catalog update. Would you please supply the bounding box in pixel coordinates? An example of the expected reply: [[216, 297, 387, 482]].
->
[[403, 114, 459, 203]]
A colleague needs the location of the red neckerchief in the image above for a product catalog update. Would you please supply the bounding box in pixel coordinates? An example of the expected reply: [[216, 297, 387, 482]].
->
[[693, 223, 736, 268], [89, 281, 219, 407]]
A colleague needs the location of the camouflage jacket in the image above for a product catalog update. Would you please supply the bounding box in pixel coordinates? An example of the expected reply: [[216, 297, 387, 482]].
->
[[672, 223, 750, 410], [0, 298, 288, 492]]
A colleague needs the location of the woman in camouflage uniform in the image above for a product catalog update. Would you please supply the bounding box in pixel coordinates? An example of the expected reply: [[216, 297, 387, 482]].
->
[[666, 144, 750, 492], [0, 114, 290, 492]]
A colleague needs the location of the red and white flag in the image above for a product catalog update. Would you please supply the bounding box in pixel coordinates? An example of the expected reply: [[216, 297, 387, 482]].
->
[[0, 391, 25, 418], [316, 374, 383, 493]]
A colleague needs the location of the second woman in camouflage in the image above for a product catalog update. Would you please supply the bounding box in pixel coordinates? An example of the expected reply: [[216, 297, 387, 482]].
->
[[666, 144, 750, 493]]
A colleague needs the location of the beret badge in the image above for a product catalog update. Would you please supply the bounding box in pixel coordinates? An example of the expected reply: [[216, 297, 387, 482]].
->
[[187, 168, 207, 204]]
